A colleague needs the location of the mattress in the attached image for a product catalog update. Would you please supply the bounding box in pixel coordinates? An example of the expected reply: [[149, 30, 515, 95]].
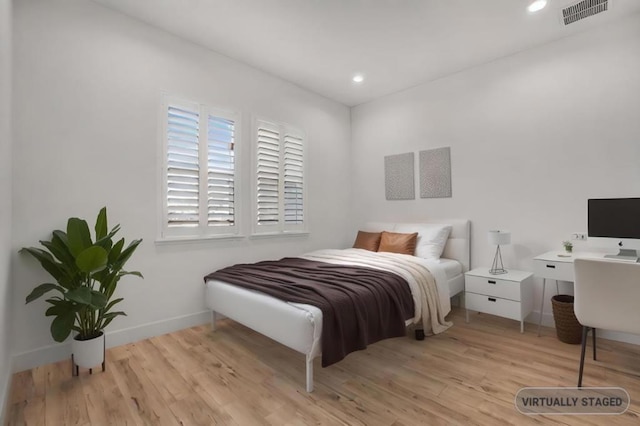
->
[[440, 258, 463, 279]]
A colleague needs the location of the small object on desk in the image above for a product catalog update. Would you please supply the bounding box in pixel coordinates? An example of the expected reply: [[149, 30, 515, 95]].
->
[[557, 254, 572, 258]]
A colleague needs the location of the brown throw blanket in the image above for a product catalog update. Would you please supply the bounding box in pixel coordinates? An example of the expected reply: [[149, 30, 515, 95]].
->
[[205, 257, 414, 367]]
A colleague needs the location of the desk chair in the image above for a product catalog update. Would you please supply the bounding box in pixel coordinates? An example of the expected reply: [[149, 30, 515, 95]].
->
[[574, 258, 640, 387]]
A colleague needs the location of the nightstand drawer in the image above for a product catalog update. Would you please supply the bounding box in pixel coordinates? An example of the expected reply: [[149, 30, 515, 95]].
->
[[533, 259, 574, 281], [465, 293, 521, 321], [465, 275, 521, 301]]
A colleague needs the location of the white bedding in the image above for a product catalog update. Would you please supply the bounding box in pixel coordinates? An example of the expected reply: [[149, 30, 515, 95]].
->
[[299, 248, 452, 326], [440, 258, 463, 280]]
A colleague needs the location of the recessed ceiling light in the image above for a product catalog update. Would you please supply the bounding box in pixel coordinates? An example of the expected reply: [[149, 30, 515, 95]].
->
[[528, 0, 547, 12], [352, 74, 364, 83]]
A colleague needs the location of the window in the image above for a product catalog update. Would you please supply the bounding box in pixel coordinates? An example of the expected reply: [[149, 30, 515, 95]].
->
[[254, 119, 306, 234], [162, 97, 239, 239]]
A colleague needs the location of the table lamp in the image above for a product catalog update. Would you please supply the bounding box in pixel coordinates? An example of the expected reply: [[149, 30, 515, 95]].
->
[[488, 230, 511, 275]]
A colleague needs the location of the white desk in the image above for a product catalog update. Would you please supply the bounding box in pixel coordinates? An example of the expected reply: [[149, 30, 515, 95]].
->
[[533, 251, 604, 336]]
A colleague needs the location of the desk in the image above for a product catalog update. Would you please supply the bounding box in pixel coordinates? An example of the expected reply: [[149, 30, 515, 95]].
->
[[533, 251, 603, 336]]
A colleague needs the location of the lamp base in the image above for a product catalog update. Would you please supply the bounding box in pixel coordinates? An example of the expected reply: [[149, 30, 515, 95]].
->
[[489, 245, 508, 275]]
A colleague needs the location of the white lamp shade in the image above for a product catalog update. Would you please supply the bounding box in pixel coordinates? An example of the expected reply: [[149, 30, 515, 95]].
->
[[488, 230, 511, 245]]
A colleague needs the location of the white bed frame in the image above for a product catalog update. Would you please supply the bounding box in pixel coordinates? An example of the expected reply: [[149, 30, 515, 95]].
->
[[205, 219, 470, 392]]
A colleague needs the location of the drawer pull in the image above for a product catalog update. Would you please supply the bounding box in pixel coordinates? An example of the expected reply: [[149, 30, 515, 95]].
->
[[488, 297, 497, 302], [546, 264, 556, 269], [488, 280, 496, 284]]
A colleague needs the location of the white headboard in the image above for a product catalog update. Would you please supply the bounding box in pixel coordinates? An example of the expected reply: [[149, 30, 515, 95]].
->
[[362, 219, 471, 272]]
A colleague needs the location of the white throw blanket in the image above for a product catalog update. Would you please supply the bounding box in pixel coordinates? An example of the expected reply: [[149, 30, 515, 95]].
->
[[301, 248, 452, 335]]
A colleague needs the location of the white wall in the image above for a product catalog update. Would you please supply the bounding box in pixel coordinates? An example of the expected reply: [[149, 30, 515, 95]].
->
[[351, 15, 640, 326], [12, 0, 352, 369], [0, 0, 12, 420]]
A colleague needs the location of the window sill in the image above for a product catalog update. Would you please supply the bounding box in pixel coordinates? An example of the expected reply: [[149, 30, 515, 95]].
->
[[155, 234, 245, 245], [249, 231, 309, 240]]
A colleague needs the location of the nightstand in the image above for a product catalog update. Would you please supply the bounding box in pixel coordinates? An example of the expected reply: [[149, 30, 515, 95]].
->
[[465, 268, 534, 333]]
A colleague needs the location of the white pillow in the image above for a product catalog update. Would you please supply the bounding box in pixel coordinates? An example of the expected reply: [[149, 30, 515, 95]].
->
[[393, 223, 452, 259]]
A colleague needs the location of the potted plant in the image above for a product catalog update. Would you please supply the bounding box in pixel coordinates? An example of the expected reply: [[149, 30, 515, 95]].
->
[[562, 241, 573, 253], [20, 207, 142, 373]]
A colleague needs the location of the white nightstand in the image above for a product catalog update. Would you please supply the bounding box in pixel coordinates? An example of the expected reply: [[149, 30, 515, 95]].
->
[[465, 268, 534, 333]]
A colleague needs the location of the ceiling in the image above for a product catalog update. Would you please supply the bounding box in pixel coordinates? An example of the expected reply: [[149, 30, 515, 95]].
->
[[93, 0, 640, 106]]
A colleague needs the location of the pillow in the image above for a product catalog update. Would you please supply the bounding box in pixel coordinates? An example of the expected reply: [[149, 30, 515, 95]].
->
[[378, 231, 418, 255], [352, 231, 382, 252], [394, 223, 452, 259]]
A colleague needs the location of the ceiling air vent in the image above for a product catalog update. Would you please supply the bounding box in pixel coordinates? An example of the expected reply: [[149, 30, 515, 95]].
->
[[562, 0, 609, 25]]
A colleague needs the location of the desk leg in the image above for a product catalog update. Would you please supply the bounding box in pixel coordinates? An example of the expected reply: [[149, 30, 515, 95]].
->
[[556, 280, 560, 295], [520, 320, 524, 334], [537, 278, 546, 337]]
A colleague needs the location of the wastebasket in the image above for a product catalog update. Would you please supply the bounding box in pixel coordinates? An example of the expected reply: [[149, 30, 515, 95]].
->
[[551, 294, 582, 344]]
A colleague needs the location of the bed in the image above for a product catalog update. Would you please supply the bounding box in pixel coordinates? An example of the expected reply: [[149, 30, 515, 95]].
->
[[205, 219, 470, 392]]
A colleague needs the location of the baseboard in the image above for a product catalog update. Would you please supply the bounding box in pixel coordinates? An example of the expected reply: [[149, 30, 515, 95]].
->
[[12, 310, 211, 373], [525, 311, 640, 345], [525, 310, 556, 329], [0, 357, 13, 426]]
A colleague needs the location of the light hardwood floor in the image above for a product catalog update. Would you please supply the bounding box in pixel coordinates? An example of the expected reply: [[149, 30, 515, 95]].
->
[[6, 308, 640, 425]]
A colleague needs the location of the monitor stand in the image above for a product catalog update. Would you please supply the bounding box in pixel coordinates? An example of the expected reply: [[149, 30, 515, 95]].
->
[[604, 249, 639, 262]]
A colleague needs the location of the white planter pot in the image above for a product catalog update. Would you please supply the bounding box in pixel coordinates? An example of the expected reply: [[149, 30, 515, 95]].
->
[[72, 332, 105, 369]]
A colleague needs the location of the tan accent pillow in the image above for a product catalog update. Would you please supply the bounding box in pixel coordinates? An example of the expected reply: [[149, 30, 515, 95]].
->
[[378, 231, 418, 255], [352, 231, 382, 252]]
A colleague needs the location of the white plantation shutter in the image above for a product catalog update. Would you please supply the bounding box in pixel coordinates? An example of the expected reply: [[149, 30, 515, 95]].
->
[[283, 133, 304, 226], [207, 115, 236, 227], [256, 122, 280, 227], [162, 97, 240, 239], [254, 119, 306, 234], [166, 105, 200, 228]]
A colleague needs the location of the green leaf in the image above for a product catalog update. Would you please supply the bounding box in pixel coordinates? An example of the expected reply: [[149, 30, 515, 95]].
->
[[94, 223, 121, 255], [95, 207, 108, 240], [119, 270, 143, 279], [108, 238, 125, 265], [98, 273, 119, 301], [51, 311, 75, 342], [66, 286, 92, 305], [101, 311, 126, 329], [113, 239, 142, 270], [90, 290, 107, 309], [25, 283, 64, 304], [95, 225, 120, 246], [20, 247, 65, 282], [45, 305, 62, 317], [39, 239, 73, 267], [94, 237, 113, 252], [75, 246, 108, 274], [104, 311, 126, 319], [52, 230, 70, 247], [45, 299, 76, 317], [67, 218, 92, 257], [103, 297, 123, 313]]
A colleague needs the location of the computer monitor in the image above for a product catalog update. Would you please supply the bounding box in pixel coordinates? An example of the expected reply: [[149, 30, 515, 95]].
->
[[588, 198, 640, 260]]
